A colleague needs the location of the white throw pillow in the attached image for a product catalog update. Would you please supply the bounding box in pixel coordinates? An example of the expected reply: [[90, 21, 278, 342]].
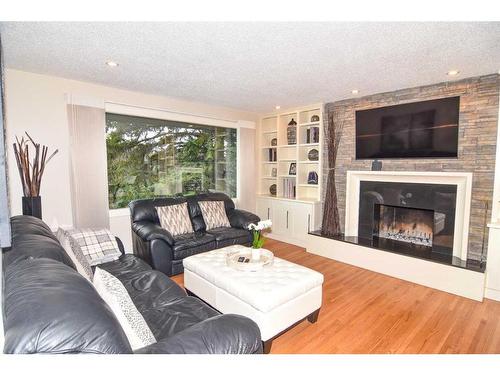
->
[[198, 201, 231, 230], [93, 267, 157, 350], [56, 228, 94, 281], [67, 228, 122, 266], [155, 202, 194, 236]]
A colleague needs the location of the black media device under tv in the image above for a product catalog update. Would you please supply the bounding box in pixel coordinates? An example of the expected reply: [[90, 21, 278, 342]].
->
[[355, 96, 460, 159]]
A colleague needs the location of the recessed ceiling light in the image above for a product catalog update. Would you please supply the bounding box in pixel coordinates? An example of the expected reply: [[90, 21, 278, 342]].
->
[[351, 89, 359, 95], [447, 70, 460, 76], [106, 61, 119, 67], [275, 105, 281, 110]]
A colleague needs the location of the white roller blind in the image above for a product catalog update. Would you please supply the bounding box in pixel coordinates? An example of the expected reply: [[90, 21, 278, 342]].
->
[[67, 104, 110, 229]]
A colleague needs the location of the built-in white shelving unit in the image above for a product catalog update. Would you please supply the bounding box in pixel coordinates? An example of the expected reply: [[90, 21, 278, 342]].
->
[[256, 104, 323, 247], [257, 104, 323, 202]]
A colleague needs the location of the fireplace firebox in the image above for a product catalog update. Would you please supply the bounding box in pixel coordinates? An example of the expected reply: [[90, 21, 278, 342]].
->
[[373, 204, 434, 247], [357, 180, 457, 258]]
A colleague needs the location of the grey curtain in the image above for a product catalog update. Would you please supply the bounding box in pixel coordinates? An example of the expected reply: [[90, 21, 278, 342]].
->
[[67, 104, 109, 229]]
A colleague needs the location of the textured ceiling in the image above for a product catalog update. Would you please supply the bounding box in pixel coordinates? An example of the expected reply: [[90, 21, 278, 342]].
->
[[0, 22, 499, 113]]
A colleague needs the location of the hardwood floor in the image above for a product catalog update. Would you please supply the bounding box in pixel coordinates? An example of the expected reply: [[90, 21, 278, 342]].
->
[[171, 239, 500, 354]]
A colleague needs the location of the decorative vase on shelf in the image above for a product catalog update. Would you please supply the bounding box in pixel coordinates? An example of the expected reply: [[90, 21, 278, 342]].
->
[[269, 184, 277, 196], [22, 196, 42, 219], [308, 148, 319, 161], [307, 171, 319, 185], [287, 118, 297, 145]]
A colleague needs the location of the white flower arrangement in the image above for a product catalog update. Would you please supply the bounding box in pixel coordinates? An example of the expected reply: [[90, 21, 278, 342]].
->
[[248, 220, 272, 249], [247, 219, 272, 231]]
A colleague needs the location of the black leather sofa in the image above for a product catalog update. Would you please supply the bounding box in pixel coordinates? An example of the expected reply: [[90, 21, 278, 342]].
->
[[2, 215, 262, 354], [130, 192, 260, 276]]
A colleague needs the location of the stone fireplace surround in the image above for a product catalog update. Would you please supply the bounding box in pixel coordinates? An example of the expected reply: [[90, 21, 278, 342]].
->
[[308, 75, 499, 300], [321, 74, 500, 262]]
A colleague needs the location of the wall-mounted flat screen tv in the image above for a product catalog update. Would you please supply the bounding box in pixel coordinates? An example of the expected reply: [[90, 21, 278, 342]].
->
[[355, 96, 460, 159]]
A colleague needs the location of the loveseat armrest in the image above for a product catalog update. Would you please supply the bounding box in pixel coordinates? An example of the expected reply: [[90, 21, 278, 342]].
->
[[131, 221, 175, 246], [228, 209, 260, 230], [134, 314, 262, 354]]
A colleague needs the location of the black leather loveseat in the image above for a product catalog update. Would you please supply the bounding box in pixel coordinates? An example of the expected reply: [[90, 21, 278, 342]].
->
[[2, 215, 262, 354], [129, 192, 260, 276]]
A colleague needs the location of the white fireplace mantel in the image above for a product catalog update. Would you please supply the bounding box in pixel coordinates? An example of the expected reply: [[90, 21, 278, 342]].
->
[[345, 171, 473, 260]]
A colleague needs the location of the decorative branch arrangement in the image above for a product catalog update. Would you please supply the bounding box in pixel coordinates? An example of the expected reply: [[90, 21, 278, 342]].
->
[[13, 132, 58, 197], [321, 110, 345, 237]]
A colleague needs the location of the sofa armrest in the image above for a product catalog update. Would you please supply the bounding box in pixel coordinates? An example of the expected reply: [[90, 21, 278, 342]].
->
[[131, 221, 175, 246], [134, 314, 262, 354], [228, 209, 260, 230]]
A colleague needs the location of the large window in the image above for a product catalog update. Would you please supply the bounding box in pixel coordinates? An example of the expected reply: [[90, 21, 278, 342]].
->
[[106, 113, 237, 209]]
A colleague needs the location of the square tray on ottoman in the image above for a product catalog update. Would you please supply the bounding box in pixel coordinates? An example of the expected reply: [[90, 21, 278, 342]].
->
[[183, 245, 324, 353]]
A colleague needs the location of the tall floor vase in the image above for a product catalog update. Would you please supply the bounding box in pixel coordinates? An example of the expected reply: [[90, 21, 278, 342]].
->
[[22, 196, 42, 219], [321, 170, 340, 237], [321, 110, 344, 237]]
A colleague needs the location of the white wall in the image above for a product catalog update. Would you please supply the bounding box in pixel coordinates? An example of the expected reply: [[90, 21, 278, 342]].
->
[[4, 69, 258, 250]]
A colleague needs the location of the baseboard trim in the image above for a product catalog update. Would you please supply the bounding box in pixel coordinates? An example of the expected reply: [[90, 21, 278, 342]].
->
[[485, 287, 500, 301], [306, 234, 486, 301]]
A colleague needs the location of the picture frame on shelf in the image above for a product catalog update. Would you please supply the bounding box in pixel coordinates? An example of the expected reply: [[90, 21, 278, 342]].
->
[[289, 162, 297, 175]]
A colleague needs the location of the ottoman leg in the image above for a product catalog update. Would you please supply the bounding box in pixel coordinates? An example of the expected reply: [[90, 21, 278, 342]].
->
[[307, 308, 320, 323], [262, 339, 273, 354]]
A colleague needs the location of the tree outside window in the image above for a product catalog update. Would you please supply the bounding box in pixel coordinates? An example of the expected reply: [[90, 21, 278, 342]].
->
[[106, 113, 237, 209]]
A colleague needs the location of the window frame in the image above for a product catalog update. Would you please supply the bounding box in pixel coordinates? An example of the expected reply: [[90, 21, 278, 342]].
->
[[104, 103, 240, 213]]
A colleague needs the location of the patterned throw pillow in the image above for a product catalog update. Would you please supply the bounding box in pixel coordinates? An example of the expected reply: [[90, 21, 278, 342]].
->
[[198, 200, 231, 230], [93, 267, 157, 350], [56, 228, 94, 281], [155, 202, 194, 236], [67, 228, 122, 266]]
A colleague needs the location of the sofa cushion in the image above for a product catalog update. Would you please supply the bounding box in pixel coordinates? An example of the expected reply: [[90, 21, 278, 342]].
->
[[172, 232, 216, 260], [10, 215, 56, 240], [99, 254, 153, 277], [4, 233, 76, 270], [99, 258, 216, 341], [156, 202, 194, 236], [198, 201, 231, 230], [66, 228, 122, 266], [129, 196, 187, 225], [93, 268, 157, 350], [138, 296, 220, 340], [186, 193, 236, 232], [3, 258, 132, 354], [57, 228, 94, 281], [207, 227, 251, 243]]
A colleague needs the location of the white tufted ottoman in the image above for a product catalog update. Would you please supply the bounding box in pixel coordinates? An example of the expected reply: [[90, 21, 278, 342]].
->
[[183, 245, 324, 353]]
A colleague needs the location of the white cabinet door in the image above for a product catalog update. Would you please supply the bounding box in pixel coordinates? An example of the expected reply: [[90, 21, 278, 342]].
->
[[271, 200, 289, 236], [290, 202, 313, 245], [257, 198, 319, 246], [256, 198, 272, 221]]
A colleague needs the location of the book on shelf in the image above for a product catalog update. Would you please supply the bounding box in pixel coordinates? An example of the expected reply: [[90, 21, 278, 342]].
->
[[282, 177, 296, 199], [306, 127, 320, 144], [268, 148, 277, 162]]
